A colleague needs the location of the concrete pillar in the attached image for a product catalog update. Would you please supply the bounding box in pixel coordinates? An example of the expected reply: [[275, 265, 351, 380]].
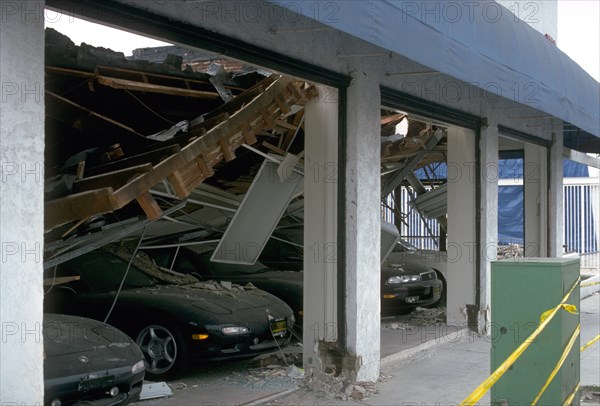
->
[[344, 71, 381, 382], [524, 143, 548, 257], [0, 0, 45, 402], [446, 126, 477, 327], [478, 124, 499, 334], [548, 130, 564, 257], [303, 85, 339, 368]]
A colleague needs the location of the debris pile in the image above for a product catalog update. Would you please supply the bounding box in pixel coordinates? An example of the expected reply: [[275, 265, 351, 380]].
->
[[302, 368, 378, 401], [408, 306, 447, 325], [246, 365, 304, 381], [497, 243, 524, 259], [104, 243, 198, 285], [254, 351, 302, 368], [384, 321, 413, 331]]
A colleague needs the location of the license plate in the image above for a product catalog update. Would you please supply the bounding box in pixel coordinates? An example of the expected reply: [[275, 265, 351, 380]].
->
[[270, 318, 287, 337], [78, 375, 114, 392]]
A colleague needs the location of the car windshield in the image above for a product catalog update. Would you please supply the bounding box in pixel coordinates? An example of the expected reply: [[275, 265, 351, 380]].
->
[[198, 252, 270, 275], [392, 239, 418, 252], [69, 252, 156, 292]]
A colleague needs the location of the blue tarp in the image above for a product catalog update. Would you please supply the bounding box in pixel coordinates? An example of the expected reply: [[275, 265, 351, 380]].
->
[[268, 0, 600, 137], [414, 160, 594, 248]]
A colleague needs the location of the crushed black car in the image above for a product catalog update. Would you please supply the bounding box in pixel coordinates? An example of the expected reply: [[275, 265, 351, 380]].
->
[[381, 262, 443, 314], [44, 245, 294, 380], [147, 246, 304, 326], [44, 313, 145, 406]]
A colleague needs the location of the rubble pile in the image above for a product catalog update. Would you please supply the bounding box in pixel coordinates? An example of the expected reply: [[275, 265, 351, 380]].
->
[[407, 306, 447, 326], [497, 243, 524, 259], [254, 352, 302, 368], [383, 321, 413, 331], [303, 368, 378, 401], [104, 243, 197, 285]]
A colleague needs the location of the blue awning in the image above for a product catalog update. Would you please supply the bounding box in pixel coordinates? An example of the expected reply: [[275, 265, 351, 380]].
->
[[268, 0, 600, 137]]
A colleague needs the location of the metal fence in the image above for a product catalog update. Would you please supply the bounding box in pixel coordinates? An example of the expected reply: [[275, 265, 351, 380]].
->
[[384, 188, 441, 250], [564, 178, 599, 254], [383, 178, 599, 254]]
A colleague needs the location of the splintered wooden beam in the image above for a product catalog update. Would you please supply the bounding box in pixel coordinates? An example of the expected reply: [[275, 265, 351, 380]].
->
[[45, 187, 117, 230], [201, 75, 279, 121], [167, 170, 189, 198], [241, 123, 257, 144], [274, 94, 291, 114], [96, 76, 220, 99], [45, 75, 316, 230], [85, 145, 181, 177], [135, 191, 163, 220], [73, 163, 153, 192], [381, 113, 406, 126], [281, 109, 304, 151], [44, 276, 81, 286], [218, 138, 236, 161]]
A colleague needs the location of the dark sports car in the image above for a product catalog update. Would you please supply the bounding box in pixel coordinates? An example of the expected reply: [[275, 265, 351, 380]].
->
[[44, 245, 294, 380], [381, 262, 443, 314], [44, 313, 145, 406], [148, 246, 303, 324]]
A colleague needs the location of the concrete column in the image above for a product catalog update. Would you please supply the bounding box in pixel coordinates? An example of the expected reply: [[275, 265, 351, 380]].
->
[[548, 130, 564, 257], [446, 126, 477, 327], [344, 71, 381, 382], [303, 85, 339, 368], [524, 143, 548, 257], [478, 124, 499, 334], [0, 0, 45, 402]]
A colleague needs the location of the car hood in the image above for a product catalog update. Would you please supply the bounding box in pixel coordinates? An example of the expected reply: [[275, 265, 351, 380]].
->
[[386, 250, 447, 270], [118, 283, 286, 315], [218, 271, 303, 286], [381, 261, 433, 277], [44, 314, 143, 382], [44, 314, 134, 357]]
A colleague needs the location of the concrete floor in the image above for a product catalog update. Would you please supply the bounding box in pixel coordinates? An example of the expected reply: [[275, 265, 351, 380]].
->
[[136, 293, 600, 405]]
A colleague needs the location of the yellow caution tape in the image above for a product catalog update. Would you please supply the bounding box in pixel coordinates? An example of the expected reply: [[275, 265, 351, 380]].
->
[[459, 277, 581, 406], [531, 325, 580, 405], [580, 334, 600, 352], [563, 383, 579, 406], [540, 304, 578, 323], [581, 280, 600, 287]]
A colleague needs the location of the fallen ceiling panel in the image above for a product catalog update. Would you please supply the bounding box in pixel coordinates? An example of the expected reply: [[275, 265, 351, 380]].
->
[[211, 159, 303, 265]]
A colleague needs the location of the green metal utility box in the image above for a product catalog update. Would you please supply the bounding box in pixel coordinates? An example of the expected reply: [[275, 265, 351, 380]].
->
[[491, 257, 580, 405]]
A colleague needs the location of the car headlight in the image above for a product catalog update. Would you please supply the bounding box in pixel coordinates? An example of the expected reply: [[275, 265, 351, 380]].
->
[[222, 326, 250, 335], [131, 359, 145, 374], [386, 275, 421, 284]]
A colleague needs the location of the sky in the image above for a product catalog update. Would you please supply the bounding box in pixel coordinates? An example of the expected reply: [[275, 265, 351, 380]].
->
[[557, 0, 600, 81]]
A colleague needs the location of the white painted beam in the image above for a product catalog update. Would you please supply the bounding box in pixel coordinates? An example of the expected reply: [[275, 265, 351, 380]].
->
[[524, 144, 548, 257], [549, 131, 564, 257], [344, 71, 381, 382], [563, 148, 600, 169], [303, 84, 339, 368], [446, 126, 477, 327], [478, 124, 499, 334], [0, 0, 45, 402]]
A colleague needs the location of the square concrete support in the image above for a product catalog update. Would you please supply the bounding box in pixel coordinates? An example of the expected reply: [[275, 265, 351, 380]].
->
[[344, 72, 381, 382], [549, 130, 564, 257], [446, 126, 477, 327], [524, 143, 548, 257], [303, 85, 339, 368], [0, 0, 45, 402], [478, 124, 499, 334]]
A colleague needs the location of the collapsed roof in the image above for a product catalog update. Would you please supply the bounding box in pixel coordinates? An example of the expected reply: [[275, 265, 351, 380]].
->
[[43, 28, 449, 267]]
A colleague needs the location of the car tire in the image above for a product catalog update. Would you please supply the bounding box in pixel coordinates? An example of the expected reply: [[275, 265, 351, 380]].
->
[[136, 320, 189, 380]]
